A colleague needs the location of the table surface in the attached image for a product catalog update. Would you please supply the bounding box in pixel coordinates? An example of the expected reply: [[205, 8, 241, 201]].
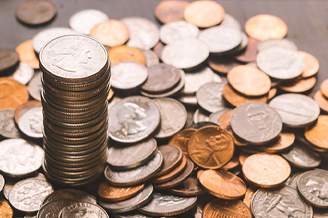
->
[[1, 0, 327, 92]]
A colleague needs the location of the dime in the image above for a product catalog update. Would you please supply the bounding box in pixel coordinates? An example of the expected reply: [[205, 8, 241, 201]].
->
[[208, 56, 241, 75], [258, 132, 295, 153], [11, 61, 34, 85], [220, 13, 241, 30], [140, 49, 159, 67], [154, 98, 187, 139], [15, 40, 39, 69], [37, 200, 78, 218], [61, 202, 109, 218], [122, 17, 159, 50], [279, 77, 316, 93], [304, 115, 328, 150], [269, 94, 320, 128], [193, 108, 210, 123], [183, 67, 217, 95], [251, 187, 313, 218], [104, 151, 163, 186], [160, 21, 199, 45], [155, 145, 183, 177], [257, 38, 298, 52], [314, 90, 328, 113], [234, 38, 259, 63], [17, 105, 43, 138], [69, 9, 108, 34], [242, 153, 291, 188], [188, 126, 234, 169], [155, 0, 189, 24], [0, 77, 29, 109], [169, 176, 205, 196], [184, 1, 225, 28], [0, 109, 21, 138], [0, 200, 13, 218], [321, 79, 328, 98], [42, 189, 97, 205], [196, 82, 226, 113], [257, 47, 304, 80], [107, 45, 146, 66], [28, 71, 42, 101], [139, 192, 197, 216], [203, 199, 252, 218], [169, 129, 196, 159], [98, 181, 144, 202]]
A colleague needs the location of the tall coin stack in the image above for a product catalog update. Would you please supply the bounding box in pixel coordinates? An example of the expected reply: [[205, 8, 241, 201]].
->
[[39, 35, 110, 186]]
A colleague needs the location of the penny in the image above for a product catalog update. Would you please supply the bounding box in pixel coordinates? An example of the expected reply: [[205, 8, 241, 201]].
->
[[193, 108, 210, 123], [111, 62, 148, 91], [17, 105, 43, 138], [160, 21, 199, 45], [279, 77, 316, 93], [321, 79, 328, 98], [43, 189, 97, 205], [98, 181, 144, 202], [268, 87, 277, 100], [28, 71, 42, 101], [218, 109, 233, 130], [89, 19, 129, 47], [153, 98, 187, 139], [0, 109, 21, 138], [161, 38, 209, 70], [169, 176, 205, 196], [231, 102, 282, 145], [209, 108, 230, 124], [139, 192, 197, 216], [196, 82, 227, 113], [104, 151, 163, 186], [107, 45, 146, 66], [155, 0, 189, 24], [222, 84, 267, 107], [11, 61, 34, 85], [122, 17, 159, 50], [184, 1, 225, 28], [0, 50, 19, 74], [140, 49, 159, 67], [208, 56, 241, 75], [0, 200, 12, 218], [257, 47, 304, 80], [107, 96, 160, 143], [188, 126, 234, 169], [153, 41, 165, 59], [242, 153, 291, 188], [16, 40, 39, 69], [243, 187, 257, 208], [269, 94, 320, 128], [234, 38, 259, 63], [107, 89, 114, 101], [69, 9, 108, 34], [183, 67, 217, 95], [169, 129, 196, 159], [99, 184, 153, 214], [199, 26, 242, 54], [155, 145, 183, 177], [141, 63, 181, 94], [252, 187, 313, 218], [220, 13, 241, 30], [222, 155, 240, 171], [107, 138, 157, 170], [9, 179, 53, 213], [61, 202, 109, 218], [203, 199, 252, 218], [245, 14, 288, 41], [305, 115, 328, 150], [37, 200, 78, 218], [258, 132, 295, 153], [314, 90, 328, 113], [228, 65, 271, 97], [238, 152, 250, 166], [257, 38, 298, 52]]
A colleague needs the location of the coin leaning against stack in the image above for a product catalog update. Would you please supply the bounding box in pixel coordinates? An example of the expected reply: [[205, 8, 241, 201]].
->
[[39, 35, 110, 186]]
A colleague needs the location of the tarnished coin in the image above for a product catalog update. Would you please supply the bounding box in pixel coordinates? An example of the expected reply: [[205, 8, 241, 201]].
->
[[122, 17, 159, 50], [154, 98, 187, 139], [169, 129, 196, 159], [188, 126, 234, 169], [170, 176, 204, 196], [0, 49, 19, 74], [304, 115, 328, 150], [89, 19, 129, 47], [0, 77, 29, 109], [161, 39, 209, 70], [61, 202, 109, 218], [258, 132, 295, 153], [155, 0, 189, 24], [279, 77, 316, 93], [208, 56, 241, 75], [69, 9, 108, 34], [0, 109, 21, 138], [99, 184, 153, 214], [140, 49, 159, 67], [0, 139, 43, 177], [243, 153, 291, 188], [231, 102, 282, 145], [257, 47, 304, 80], [42, 189, 97, 205], [37, 200, 78, 218], [0, 200, 13, 218], [199, 26, 242, 54], [107, 138, 157, 170], [155, 145, 183, 177], [252, 187, 313, 218], [28, 71, 42, 101], [16, 40, 39, 69], [314, 90, 328, 113], [9, 179, 53, 213], [11, 61, 34, 85], [139, 192, 197, 216], [104, 151, 163, 186], [203, 199, 252, 218], [107, 45, 146, 66], [269, 94, 320, 128], [98, 181, 144, 202], [17, 105, 42, 138], [220, 13, 241, 30], [183, 67, 217, 95], [257, 38, 298, 52], [184, 1, 224, 28], [245, 14, 288, 41], [16, 0, 56, 25], [107, 96, 160, 143], [160, 21, 199, 45], [111, 62, 148, 91]]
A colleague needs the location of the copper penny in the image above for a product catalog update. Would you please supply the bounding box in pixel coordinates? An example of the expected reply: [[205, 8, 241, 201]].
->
[[107, 45, 146, 66], [0, 77, 29, 110], [89, 19, 129, 47], [238, 152, 250, 166], [222, 84, 267, 107], [0, 199, 13, 218], [155, 145, 183, 177], [268, 88, 277, 100], [169, 128, 196, 159], [320, 79, 328, 98], [184, 1, 225, 28], [98, 181, 144, 202], [169, 176, 205, 196], [305, 115, 328, 150], [199, 169, 246, 200], [14, 100, 41, 124], [298, 51, 319, 78], [314, 90, 328, 113], [233, 134, 249, 147], [258, 132, 295, 153], [218, 109, 233, 130], [203, 199, 252, 218], [153, 41, 165, 59], [107, 89, 114, 101], [188, 126, 234, 169], [242, 153, 291, 188], [243, 187, 257, 208], [234, 38, 259, 63], [279, 76, 316, 93], [208, 56, 241, 75], [15, 40, 39, 69], [245, 14, 288, 41], [228, 65, 271, 97], [222, 154, 240, 171], [155, 0, 189, 24]]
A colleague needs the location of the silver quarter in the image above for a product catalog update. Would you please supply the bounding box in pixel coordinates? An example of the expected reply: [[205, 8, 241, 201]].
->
[[11, 61, 34, 85], [18, 105, 43, 138], [160, 21, 199, 45]]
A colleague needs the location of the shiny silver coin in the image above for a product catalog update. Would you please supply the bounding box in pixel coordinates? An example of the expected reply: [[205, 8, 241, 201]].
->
[[107, 138, 157, 170], [193, 108, 210, 123], [269, 94, 320, 128], [104, 151, 163, 186], [11, 61, 34, 85], [99, 184, 153, 214], [107, 96, 160, 143], [141, 49, 159, 67], [209, 108, 231, 123], [286, 172, 305, 189], [60, 202, 109, 218], [0, 109, 21, 138], [220, 13, 241, 30], [42, 189, 97, 205], [122, 17, 159, 50], [160, 21, 199, 45], [257, 38, 298, 52], [37, 200, 78, 218], [0, 174, 4, 194], [18, 105, 43, 138], [28, 71, 42, 101], [177, 94, 198, 106], [196, 82, 227, 113]]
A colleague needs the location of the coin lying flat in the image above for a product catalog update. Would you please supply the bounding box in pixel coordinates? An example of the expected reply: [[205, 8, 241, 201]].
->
[[42, 189, 97, 205], [61, 202, 109, 218], [220, 13, 241, 30], [279, 76, 316, 93], [208, 56, 241, 75], [314, 90, 328, 113], [28, 71, 42, 101], [155, 0, 189, 24], [304, 115, 328, 151], [183, 67, 217, 95], [11, 61, 34, 85], [234, 37, 258, 63], [169, 129, 196, 159], [196, 82, 226, 113], [169, 176, 205, 197], [0, 200, 13, 218], [160, 21, 199, 45], [107, 45, 146, 66], [155, 145, 183, 177], [16, 40, 39, 69], [37, 200, 78, 218], [321, 79, 328, 98], [0, 77, 29, 109], [203, 199, 252, 218], [0, 109, 21, 139], [69, 9, 108, 34], [140, 49, 159, 67], [257, 38, 297, 52], [258, 132, 295, 153], [98, 181, 144, 202], [17, 105, 43, 138], [0, 49, 19, 74], [193, 108, 210, 123], [298, 51, 319, 78]]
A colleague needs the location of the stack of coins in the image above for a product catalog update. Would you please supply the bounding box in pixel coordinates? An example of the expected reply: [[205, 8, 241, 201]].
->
[[39, 35, 110, 186]]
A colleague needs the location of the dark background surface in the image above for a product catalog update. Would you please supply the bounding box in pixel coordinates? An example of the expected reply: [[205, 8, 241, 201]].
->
[[1, 0, 328, 92]]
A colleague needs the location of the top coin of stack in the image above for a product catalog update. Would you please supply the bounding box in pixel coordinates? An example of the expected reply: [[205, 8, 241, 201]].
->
[[39, 35, 110, 187]]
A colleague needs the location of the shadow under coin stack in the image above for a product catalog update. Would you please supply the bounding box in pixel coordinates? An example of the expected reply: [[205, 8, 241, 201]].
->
[[39, 35, 110, 186]]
